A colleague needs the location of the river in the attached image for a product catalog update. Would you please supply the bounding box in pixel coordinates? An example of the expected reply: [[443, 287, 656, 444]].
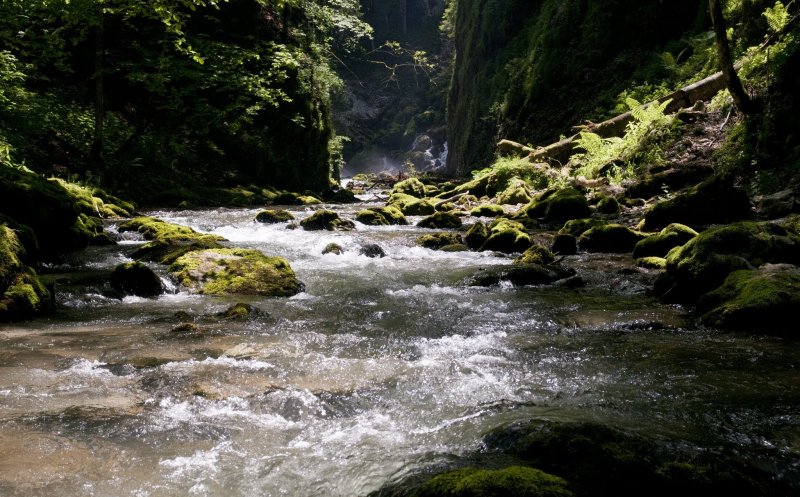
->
[[1, 203, 798, 496]]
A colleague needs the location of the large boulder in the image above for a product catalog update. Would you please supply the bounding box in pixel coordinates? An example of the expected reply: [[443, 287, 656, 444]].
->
[[578, 223, 647, 253], [522, 188, 591, 224], [110, 262, 163, 297], [118, 217, 225, 264], [481, 219, 532, 254], [659, 220, 800, 302], [391, 177, 427, 198], [388, 193, 437, 216], [642, 175, 751, 231], [698, 263, 800, 334], [632, 223, 698, 259], [417, 211, 463, 229], [170, 248, 302, 296], [300, 210, 355, 231], [355, 206, 408, 226]]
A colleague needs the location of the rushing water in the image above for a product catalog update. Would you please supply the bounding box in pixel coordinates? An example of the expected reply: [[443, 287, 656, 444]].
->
[[1, 204, 799, 496]]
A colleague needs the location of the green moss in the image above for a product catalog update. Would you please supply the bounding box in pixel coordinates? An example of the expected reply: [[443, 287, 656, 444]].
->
[[417, 232, 464, 250], [558, 218, 605, 237], [255, 210, 295, 224], [417, 466, 573, 497], [632, 223, 697, 259], [356, 206, 408, 226], [170, 248, 302, 297], [322, 243, 344, 255], [470, 204, 505, 217], [578, 223, 647, 253], [217, 303, 256, 321], [497, 178, 534, 205], [481, 219, 532, 253], [523, 189, 591, 224], [663, 221, 800, 302], [300, 210, 355, 231], [391, 178, 427, 198], [698, 264, 800, 333], [465, 222, 490, 250], [596, 196, 620, 214], [0, 227, 50, 320], [636, 257, 667, 270], [119, 217, 226, 264], [515, 244, 557, 265], [418, 212, 463, 229], [388, 193, 437, 216]]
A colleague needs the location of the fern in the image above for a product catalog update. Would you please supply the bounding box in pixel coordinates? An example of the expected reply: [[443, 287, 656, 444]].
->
[[763, 1, 793, 33]]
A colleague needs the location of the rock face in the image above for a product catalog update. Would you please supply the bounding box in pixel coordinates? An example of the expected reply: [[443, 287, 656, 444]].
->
[[110, 262, 164, 298], [169, 248, 302, 296], [698, 264, 800, 334], [300, 210, 356, 231], [642, 176, 752, 231]]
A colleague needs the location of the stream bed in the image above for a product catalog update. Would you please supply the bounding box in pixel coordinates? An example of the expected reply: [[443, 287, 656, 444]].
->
[[1, 204, 799, 496]]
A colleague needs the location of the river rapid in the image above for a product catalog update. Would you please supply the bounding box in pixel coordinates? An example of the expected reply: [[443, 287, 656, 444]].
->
[[1, 203, 798, 496]]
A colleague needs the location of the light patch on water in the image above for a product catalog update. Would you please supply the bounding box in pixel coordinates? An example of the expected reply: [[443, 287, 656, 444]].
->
[[385, 284, 470, 298]]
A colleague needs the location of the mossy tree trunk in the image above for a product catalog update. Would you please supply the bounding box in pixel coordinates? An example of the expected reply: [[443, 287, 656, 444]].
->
[[709, 0, 752, 113]]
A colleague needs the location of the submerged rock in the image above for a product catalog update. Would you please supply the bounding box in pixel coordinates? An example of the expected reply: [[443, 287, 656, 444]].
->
[[300, 210, 355, 231], [255, 209, 295, 224], [110, 262, 163, 298], [698, 263, 800, 334], [169, 248, 302, 296]]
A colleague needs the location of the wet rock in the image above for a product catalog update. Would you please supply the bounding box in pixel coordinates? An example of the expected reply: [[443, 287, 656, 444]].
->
[[272, 192, 322, 205], [551, 234, 578, 255], [632, 223, 697, 259], [417, 211, 463, 229], [578, 223, 647, 253], [466, 263, 576, 287], [470, 204, 505, 217], [118, 217, 226, 264], [356, 206, 408, 226], [416, 232, 464, 250], [659, 219, 800, 303], [514, 244, 556, 265], [636, 257, 667, 270], [391, 177, 427, 198], [754, 189, 800, 219], [559, 218, 605, 237], [642, 175, 752, 231], [481, 219, 532, 254], [109, 262, 163, 298], [216, 302, 260, 321], [300, 210, 355, 231], [359, 244, 386, 258], [170, 248, 302, 296], [322, 243, 344, 255], [522, 188, 591, 224], [415, 466, 573, 497], [255, 209, 295, 224], [465, 222, 489, 250], [497, 179, 533, 205], [322, 188, 359, 204], [698, 263, 800, 334], [440, 244, 470, 252], [170, 323, 200, 334], [596, 195, 620, 214]]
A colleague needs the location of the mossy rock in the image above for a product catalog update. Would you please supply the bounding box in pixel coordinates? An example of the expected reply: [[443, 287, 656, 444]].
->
[[596, 195, 620, 214], [416, 466, 573, 497], [642, 175, 752, 231], [118, 217, 226, 264], [551, 234, 577, 256], [578, 224, 647, 253], [632, 223, 698, 259], [0, 226, 51, 320], [470, 204, 505, 217], [300, 210, 355, 231], [481, 219, 532, 254], [255, 209, 295, 224], [523, 188, 591, 224], [272, 192, 322, 205], [323, 188, 359, 204], [636, 257, 667, 270], [436, 201, 458, 212], [110, 262, 163, 298], [356, 206, 408, 226], [661, 220, 800, 303], [418, 212, 463, 229], [515, 245, 556, 265], [322, 243, 344, 255], [558, 218, 605, 237], [389, 193, 437, 216], [170, 248, 302, 296], [698, 264, 800, 334], [466, 263, 576, 287], [391, 177, 427, 198], [465, 222, 489, 250], [440, 244, 470, 252], [417, 232, 464, 250], [497, 179, 533, 205], [216, 303, 259, 321]]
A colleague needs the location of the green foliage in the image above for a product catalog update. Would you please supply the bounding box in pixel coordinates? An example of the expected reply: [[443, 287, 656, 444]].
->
[[763, 1, 793, 33], [473, 156, 554, 192], [571, 98, 675, 180]]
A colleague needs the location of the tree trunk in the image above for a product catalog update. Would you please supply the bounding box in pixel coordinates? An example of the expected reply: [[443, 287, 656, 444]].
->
[[90, 8, 106, 175], [709, 0, 751, 113]]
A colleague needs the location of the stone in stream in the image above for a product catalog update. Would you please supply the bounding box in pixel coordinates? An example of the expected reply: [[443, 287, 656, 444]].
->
[[322, 243, 345, 255], [359, 244, 386, 258], [300, 210, 356, 231], [110, 262, 164, 298], [255, 209, 295, 224]]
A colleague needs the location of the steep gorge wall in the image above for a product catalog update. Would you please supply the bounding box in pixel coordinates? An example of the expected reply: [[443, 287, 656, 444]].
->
[[446, 0, 706, 176]]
